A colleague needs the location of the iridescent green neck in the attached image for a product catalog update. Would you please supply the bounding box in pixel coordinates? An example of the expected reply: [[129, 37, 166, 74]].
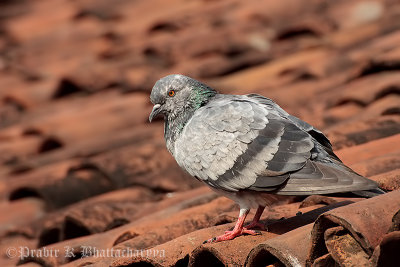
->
[[190, 86, 217, 109]]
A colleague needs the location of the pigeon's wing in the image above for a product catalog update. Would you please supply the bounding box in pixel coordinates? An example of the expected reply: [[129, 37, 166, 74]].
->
[[176, 95, 378, 194], [247, 94, 341, 161]]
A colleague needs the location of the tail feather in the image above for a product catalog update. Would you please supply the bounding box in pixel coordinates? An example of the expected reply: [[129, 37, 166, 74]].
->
[[274, 160, 380, 195]]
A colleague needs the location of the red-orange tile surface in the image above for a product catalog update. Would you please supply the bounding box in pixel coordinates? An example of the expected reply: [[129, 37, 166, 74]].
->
[[0, 0, 399, 266]]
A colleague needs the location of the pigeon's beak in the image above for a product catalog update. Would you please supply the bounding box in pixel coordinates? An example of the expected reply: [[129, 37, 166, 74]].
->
[[149, 104, 162, 122]]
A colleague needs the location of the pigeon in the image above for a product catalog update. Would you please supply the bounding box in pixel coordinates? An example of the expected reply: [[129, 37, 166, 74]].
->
[[149, 74, 383, 243]]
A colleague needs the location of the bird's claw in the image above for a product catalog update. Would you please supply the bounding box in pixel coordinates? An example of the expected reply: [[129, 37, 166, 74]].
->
[[203, 237, 217, 244], [204, 228, 261, 243]]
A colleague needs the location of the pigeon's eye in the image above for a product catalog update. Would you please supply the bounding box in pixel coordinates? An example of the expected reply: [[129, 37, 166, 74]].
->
[[168, 89, 175, 97]]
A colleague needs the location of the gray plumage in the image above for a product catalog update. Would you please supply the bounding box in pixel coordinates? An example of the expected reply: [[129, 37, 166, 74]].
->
[[149, 74, 381, 209]]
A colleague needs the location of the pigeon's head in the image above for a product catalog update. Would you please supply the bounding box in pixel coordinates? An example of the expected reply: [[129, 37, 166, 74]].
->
[[149, 74, 217, 122]]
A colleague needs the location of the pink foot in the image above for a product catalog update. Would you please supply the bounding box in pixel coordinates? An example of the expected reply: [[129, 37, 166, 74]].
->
[[203, 208, 264, 243], [205, 228, 261, 243]]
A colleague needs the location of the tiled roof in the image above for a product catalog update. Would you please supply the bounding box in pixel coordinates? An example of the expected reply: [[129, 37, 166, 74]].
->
[[0, 0, 399, 266]]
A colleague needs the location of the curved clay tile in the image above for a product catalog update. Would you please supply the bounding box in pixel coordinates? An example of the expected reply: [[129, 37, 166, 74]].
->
[[1, 0, 400, 266], [308, 190, 400, 265]]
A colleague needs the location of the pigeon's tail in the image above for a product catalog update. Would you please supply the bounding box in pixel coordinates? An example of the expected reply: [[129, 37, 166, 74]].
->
[[328, 159, 386, 198]]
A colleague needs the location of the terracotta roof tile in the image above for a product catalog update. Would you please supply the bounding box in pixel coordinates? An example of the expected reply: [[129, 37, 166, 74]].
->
[[0, 0, 399, 266], [336, 133, 400, 165], [370, 170, 400, 191], [0, 198, 45, 237], [246, 224, 314, 266], [18, 187, 218, 265], [309, 190, 400, 265], [372, 231, 400, 266], [0, 235, 37, 266], [326, 115, 400, 149]]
